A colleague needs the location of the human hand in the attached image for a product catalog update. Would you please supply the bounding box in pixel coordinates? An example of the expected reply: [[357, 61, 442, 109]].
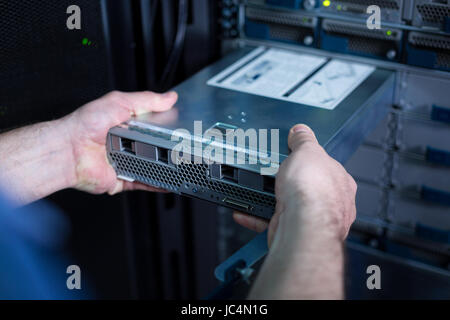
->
[[242, 125, 357, 299], [62, 91, 178, 195], [234, 124, 357, 247]]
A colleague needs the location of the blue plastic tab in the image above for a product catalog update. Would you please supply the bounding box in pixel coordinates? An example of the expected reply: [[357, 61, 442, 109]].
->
[[244, 20, 270, 40], [267, 0, 303, 9], [215, 231, 268, 282], [421, 185, 450, 206], [320, 33, 349, 53], [416, 223, 450, 245], [445, 17, 450, 34], [406, 46, 437, 69], [431, 104, 450, 124], [426, 147, 450, 167]]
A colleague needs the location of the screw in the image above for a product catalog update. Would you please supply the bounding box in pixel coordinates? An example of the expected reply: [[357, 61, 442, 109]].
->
[[386, 50, 397, 60], [304, 36, 314, 46], [236, 267, 254, 284]]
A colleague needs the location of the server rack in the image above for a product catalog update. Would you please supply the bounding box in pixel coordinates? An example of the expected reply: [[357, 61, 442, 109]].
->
[[2, 0, 450, 299]]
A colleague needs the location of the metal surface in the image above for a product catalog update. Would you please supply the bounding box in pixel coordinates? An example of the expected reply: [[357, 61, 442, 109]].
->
[[106, 44, 394, 219], [345, 241, 450, 299], [123, 45, 395, 168]]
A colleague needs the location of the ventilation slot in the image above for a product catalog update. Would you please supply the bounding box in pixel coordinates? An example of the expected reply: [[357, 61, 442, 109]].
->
[[333, 0, 400, 10], [120, 138, 135, 155], [417, 4, 450, 24], [221, 164, 238, 183], [322, 20, 401, 41], [409, 32, 450, 51], [157, 147, 169, 164], [246, 7, 316, 27], [109, 152, 276, 209], [263, 176, 275, 193]]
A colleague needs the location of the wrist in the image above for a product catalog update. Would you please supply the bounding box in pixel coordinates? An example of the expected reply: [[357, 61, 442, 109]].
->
[[53, 114, 78, 190], [280, 194, 344, 241], [0, 117, 78, 205], [254, 203, 345, 299]]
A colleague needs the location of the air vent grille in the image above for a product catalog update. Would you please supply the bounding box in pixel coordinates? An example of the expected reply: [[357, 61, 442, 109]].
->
[[269, 25, 310, 42], [436, 52, 450, 69], [246, 7, 316, 27], [322, 20, 401, 41], [332, 0, 400, 10], [348, 37, 392, 56], [110, 152, 276, 209], [409, 32, 450, 51], [417, 4, 450, 23]]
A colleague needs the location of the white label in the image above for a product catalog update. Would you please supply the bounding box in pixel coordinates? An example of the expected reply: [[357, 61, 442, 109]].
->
[[288, 60, 376, 110], [207, 47, 375, 110]]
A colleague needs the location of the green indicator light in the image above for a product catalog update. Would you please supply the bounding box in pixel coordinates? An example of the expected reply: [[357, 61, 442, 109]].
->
[[337, 4, 342, 10], [82, 38, 92, 46], [386, 30, 392, 36]]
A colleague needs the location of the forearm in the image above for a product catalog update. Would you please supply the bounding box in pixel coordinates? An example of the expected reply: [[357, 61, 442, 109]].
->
[[0, 118, 76, 206], [249, 206, 344, 300]]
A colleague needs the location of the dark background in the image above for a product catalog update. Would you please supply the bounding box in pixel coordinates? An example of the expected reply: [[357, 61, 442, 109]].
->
[[0, 0, 234, 299]]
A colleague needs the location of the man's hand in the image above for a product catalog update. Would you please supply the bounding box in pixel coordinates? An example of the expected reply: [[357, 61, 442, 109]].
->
[[0, 91, 177, 205], [62, 91, 177, 195], [234, 124, 357, 246], [234, 124, 357, 299]]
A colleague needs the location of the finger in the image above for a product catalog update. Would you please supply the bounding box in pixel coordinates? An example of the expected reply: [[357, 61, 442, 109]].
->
[[108, 179, 169, 195], [123, 91, 178, 115], [106, 91, 178, 116], [233, 212, 269, 233], [287, 124, 319, 152], [123, 181, 169, 193]]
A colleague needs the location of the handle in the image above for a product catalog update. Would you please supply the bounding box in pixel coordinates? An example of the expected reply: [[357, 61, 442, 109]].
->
[[214, 230, 268, 282]]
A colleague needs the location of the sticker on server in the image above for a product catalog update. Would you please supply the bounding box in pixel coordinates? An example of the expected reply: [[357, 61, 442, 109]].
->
[[207, 47, 375, 110]]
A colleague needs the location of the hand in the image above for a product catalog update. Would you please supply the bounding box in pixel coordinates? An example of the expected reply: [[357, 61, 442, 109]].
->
[[62, 90, 178, 195], [234, 124, 357, 247], [243, 125, 357, 299]]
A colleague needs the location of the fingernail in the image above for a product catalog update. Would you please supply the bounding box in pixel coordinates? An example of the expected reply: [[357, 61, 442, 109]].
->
[[292, 125, 311, 133], [163, 91, 175, 98]]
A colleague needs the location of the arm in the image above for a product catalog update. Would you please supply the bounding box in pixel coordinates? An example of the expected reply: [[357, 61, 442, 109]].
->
[[234, 124, 357, 299], [0, 119, 75, 205], [0, 91, 178, 206]]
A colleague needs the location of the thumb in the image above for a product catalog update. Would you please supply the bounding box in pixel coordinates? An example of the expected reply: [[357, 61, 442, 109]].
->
[[287, 124, 319, 152], [120, 91, 178, 116]]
